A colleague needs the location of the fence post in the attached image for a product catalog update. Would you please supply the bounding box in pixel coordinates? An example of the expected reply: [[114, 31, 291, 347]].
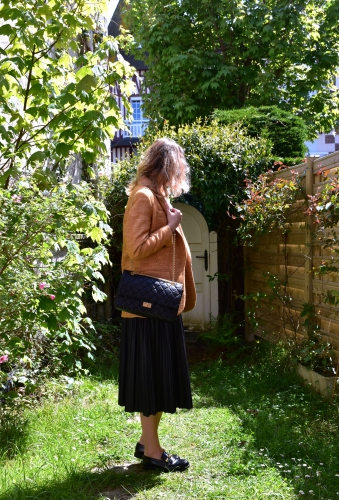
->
[[304, 156, 314, 306]]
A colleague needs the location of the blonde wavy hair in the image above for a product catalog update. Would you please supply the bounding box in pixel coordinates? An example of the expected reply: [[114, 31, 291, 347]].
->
[[127, 138, 190, 197]]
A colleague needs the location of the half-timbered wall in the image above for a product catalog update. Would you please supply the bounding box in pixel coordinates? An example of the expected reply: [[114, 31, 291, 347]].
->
[[111, 69, 149, 162], [112, 69, 148, 129], [244, 151, 339, 360]]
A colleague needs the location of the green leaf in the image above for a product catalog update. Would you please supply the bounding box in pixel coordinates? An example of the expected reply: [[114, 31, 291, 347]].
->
[[92, 271, 105, 282], [70, 40, 79, 52], [0, 24, 13, 36], [27, 151, 46, 164], [5, 391, 20, 399], [39, 296, 56, 312], [59, 92, 77, 106], [6, 336, 23, 348], [92, 285, 107, 302], [76, 74, 98, 93], [58, 307, 73, 322], [55, 142, 71, 157], [75, 66, 92, 81], [82, 202, 96, 215], [29, 82, 47, 97], [89, 226, 104, 243], [37, 4, 53, 17], [45, 313, 59, 331]]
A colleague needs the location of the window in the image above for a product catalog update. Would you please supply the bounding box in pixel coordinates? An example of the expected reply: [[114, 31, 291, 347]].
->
[[123, 98, 149, 138], [325, 134, 335, 144], [131, 100, 142, 122]]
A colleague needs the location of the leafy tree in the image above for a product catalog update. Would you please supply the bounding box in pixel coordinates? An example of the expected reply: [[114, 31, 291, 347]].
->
[[0, 0, 135, 187], [0, 0, 136, 394], [124, 0, 339, 135]]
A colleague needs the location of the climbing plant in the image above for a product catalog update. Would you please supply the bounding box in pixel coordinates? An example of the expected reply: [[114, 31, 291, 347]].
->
[[235, 164, 339, 375], [235, 170, 304, 245]]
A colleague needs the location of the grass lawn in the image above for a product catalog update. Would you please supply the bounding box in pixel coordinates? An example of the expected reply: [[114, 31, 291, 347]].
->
[[0, 342, 339, 500]]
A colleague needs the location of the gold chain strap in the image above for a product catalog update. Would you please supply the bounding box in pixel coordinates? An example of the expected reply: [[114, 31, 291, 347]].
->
[[172, 232, 176, 282]]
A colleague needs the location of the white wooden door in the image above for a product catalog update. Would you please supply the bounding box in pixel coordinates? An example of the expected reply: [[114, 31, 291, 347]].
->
[[173, 203, 218, 330]]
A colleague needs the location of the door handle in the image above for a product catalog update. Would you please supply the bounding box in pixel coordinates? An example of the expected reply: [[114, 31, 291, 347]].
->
[[196, 249, 208, 271]]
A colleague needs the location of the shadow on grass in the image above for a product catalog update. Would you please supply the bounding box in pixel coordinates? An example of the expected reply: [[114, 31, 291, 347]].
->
[[0, 409, 30, 461], [2, 342, 339, 499], [0, 354, 121, 468], [85, 353, 120, 383], [189, 344, 339, 498], [0, 462, 166, 500]]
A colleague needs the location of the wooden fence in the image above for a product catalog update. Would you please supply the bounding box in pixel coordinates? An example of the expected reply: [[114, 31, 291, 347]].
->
[[244, 150, 339, 359]]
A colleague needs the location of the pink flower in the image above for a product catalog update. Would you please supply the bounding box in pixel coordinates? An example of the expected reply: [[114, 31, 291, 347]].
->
[[11, 194, 22, 203], [0, 355, 8, 364], [39, 282, 48, 290], [49, 295, 56, 300]]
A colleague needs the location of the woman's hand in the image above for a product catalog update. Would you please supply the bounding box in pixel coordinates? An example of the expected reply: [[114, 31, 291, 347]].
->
[[165, 201, 182, 232]]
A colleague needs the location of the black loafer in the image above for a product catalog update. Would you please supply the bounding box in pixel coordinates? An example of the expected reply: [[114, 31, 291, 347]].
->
[[135, 443, 179, 461], [134, 442, 144, 459], [143, 451, 189, 472]]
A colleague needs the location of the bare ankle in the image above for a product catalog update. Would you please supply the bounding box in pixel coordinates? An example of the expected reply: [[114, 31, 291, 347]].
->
[[144, 446, 163, 460]]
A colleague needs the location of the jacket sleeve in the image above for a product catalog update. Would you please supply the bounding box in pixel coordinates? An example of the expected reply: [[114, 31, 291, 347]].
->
[[124, 190, 173, 261]]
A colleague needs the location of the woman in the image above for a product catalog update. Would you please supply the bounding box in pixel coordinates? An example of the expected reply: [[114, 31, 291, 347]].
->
[[118, 138, 196, 472]]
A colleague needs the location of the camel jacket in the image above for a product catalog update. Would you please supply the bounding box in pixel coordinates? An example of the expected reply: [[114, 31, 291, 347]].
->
[[121, 176, 196, 318]]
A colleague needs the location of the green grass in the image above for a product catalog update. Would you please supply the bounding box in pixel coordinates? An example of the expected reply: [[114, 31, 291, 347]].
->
[[0, 344, 339, 500]]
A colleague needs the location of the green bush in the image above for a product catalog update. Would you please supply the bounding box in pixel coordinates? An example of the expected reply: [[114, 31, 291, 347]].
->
[[96, 159, 136, 288], [213, 106, 308, 161], [105, 121, 273, 229], [0, 180, 111, 398]]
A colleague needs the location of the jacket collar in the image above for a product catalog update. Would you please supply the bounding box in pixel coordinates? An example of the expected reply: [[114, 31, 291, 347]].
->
[[137, 176, 168, 209], [137, 176, 184, 238]]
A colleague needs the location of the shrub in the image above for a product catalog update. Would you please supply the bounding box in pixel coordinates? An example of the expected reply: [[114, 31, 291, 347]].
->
[[106, 121, 273, 226], [96, 159, 136, 290], [0, 180, 111, 398], [199, 314, 244, 350], [213, 106, 308, 161], [235, 171, 304, 245]]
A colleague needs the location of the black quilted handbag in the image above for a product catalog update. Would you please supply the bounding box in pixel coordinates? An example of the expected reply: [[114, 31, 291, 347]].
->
[[115, 234, 183, 322]]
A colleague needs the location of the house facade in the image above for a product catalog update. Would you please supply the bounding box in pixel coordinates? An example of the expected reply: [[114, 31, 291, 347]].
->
[[108, 0, 149, 163]]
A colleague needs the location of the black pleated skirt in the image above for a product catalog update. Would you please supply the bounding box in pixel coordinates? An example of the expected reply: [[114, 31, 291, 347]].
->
[[118, 316, 193, 417]]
